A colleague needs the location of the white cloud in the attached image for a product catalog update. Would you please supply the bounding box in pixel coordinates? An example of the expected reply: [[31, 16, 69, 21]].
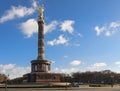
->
[[44, 21, 58, 34], [63, 56, 68, 59], [0, 0, 39, 23], [19, 19, 58, 38], [86, 62, 107, 72], [78, 33, 83, 37], [70, 60, 81, 66], [92, 62, 107, 68], [51, 61, 55, 64], [19, 19, 38, 38], [0, 64, 30, 79], [53, 67, 79, 74], [95, 26, 105, 36], [47, 35, 69, 46], [60, 20, 75, 34], [32, 0, 38, 8], [0, 6, 34, 23], [60, 68, 77, 73], [54, 67, 59, 72], [95, 21, 120, 36], [10, 66, 30, 79], [105, 31, 111, 36], [0, 64, 15, 70], [110, 22, 120, 28], [115, 61, 120, 65], [0, 64, 15, 73]]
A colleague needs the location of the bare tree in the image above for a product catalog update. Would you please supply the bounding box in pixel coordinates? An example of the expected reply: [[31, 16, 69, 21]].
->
[[0, 74, 7, 83]]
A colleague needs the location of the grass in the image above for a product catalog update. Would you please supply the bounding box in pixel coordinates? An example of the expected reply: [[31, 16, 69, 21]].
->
[[0, 83, 71, 88], [89, 84, 114, 87]]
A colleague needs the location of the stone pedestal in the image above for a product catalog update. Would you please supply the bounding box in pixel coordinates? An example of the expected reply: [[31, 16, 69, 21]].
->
[[22, 59, 61, 84], [23, 72, 61, 84]]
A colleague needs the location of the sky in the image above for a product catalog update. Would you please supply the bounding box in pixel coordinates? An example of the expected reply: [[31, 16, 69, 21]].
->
[[0, 0, 120, 79]]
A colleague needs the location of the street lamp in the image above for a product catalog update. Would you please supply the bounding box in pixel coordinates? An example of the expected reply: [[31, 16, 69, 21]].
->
[[111, 75, 114, 87], [5, 74, 9, 91]]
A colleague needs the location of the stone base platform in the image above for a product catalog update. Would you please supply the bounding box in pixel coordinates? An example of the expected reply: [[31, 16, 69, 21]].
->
[[23, 72, 61, 84]]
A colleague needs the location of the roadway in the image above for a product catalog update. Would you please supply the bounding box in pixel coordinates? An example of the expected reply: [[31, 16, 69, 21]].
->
[[0, 87, 120, 91]]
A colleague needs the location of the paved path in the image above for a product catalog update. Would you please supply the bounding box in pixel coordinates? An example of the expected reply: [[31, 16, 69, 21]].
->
[[0, 87, 120, 91]]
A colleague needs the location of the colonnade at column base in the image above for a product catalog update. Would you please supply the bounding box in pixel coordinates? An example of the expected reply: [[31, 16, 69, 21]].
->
[[31, 59, 51, 73]]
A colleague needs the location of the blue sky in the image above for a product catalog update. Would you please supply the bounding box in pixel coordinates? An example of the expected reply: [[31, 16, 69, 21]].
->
[[1, 0, 120, 79]]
